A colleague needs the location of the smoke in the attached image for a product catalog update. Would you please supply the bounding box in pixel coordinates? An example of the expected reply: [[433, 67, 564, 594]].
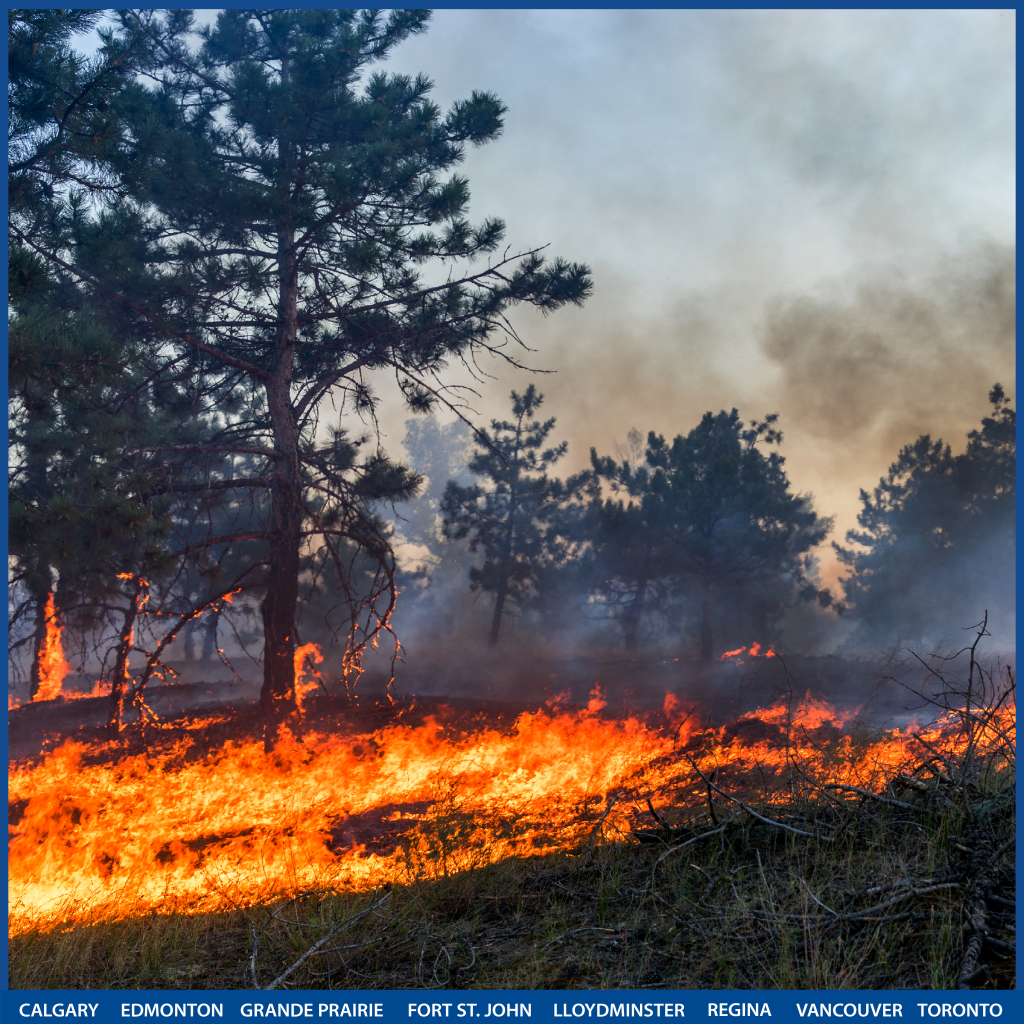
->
[[761, 243, 1015, 453]]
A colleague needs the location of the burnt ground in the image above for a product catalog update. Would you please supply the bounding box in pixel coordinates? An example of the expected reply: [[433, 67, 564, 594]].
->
[[8, 650, 1015, 990]]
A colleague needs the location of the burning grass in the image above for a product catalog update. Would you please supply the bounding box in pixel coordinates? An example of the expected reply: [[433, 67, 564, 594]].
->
[[7, 644, 1016, 991]]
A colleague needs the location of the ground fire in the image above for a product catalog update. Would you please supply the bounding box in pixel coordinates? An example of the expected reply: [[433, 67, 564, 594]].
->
[[8, 649, 1014, 939]]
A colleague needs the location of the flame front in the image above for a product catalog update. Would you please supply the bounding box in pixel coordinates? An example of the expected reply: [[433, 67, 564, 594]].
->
[[8, 689, 1014, 936], [32, 594, 70, 702]]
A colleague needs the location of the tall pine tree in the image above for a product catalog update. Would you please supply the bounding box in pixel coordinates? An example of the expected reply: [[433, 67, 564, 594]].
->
[[17, 11, 591, 742]]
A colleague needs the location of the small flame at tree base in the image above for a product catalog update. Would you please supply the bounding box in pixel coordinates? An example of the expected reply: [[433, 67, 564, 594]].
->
[[32, 594, 70, 702], [720, 642, 775, 661]]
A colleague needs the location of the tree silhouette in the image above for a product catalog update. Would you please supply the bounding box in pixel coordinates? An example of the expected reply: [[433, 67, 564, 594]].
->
[[441, 386, 568, 645], [835, 385, 1015, 645]]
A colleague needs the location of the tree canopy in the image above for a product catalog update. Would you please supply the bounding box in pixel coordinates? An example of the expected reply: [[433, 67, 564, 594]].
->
[[586, 411, 832, 661], [9, 9, 591, 740], [835, 385, 1015, 646]]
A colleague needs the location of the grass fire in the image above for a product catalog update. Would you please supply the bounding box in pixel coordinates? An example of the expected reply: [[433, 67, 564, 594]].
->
[[8, 625, 1015, 990], [8, 8, 1014, 997]]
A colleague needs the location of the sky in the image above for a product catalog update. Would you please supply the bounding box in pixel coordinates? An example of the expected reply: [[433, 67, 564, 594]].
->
[[79, 9, 1016, 591], [363, 8, 1015, 590]]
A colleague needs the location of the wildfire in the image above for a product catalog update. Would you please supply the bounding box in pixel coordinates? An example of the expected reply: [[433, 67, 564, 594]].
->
[[720, 642, 775, 661], [32, 594, 70, 702], [293, 642, 324, 712], [8, 682, 1013, 937]]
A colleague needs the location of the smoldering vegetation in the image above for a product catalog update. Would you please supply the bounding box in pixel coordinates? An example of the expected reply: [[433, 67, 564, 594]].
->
[[9, 377, 1013, 722], [374, 379, 1014, 682]]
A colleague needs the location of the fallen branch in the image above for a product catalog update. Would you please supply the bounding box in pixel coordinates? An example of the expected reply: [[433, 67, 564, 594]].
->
[[845, 882, 960, 922], [823, 784, 923, 812], [649, 818, 737, 882], [257, 892, 392, 991], [705, 768, 720, 826], [583, 792, 622, 865], [683, 753, 833, 842], [542, 926, 623, 951]]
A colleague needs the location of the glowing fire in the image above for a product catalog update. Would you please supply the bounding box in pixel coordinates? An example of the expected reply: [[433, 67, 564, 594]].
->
[[293, 642, 323, 712], [32, 594, 70, 702], [7, 681, 1013, 936], [720, 642, 775, 661]]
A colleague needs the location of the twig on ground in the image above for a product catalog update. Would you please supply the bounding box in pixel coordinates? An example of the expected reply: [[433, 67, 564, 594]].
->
[[260, 892, 392, 991], [683, 753, 833, 841], [796, 875, 837, 916], [583, 791, 622, 864], [649, 819, 734, 884]]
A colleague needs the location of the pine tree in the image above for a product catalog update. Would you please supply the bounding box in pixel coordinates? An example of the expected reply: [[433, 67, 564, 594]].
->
[[584, 413, 832, 661], [441, 386, 569, 645], [835, 385, 1015, 645], [646, 411, 832, 661], [584, 451, 674, 649], [20, 11, 591, 742], [8, 9, 158, 698]]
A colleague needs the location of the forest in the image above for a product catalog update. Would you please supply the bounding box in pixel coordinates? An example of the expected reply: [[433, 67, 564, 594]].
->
[[7, 9, 1016, 992], [9, 9, 1015, 729]]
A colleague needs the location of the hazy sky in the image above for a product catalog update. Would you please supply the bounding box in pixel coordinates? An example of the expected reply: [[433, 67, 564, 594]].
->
[[82, 10, 1015, 589], [363, 8, 1015, 588]]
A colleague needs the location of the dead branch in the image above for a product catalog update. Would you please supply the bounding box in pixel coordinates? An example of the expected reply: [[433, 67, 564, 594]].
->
[[958, 889, 989, 990], [583, 792, 622, 865], [648, 817, 737, 882], [256, 891, 391, 991], [823, 784, 922, 811], [844, 882, 960, 921], [683, 753, 833, 842], [705, 768, 720, 825]]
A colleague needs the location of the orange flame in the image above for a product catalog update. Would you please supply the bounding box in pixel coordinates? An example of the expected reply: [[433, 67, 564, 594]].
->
[[7, 689, 1014, 936], [32, 594, 70, 702], [720, 642, 776, 661], [293, 642, 323, 712]]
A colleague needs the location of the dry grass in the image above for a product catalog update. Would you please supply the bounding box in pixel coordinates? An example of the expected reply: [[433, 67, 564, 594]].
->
[[9, 642, 1015, 991], [9, 759, 1014, 991]]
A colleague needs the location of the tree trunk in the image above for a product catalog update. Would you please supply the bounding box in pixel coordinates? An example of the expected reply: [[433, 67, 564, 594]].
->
[[28, 579, 50, 700], [488, 585, 508, 646], [488, 477, 519, 646], [699, 575, 714, 664], [202, 612, 218, 660], [261, 221, 302, 749], [108, 576, 142, 733], [622, 578, 647, 650]]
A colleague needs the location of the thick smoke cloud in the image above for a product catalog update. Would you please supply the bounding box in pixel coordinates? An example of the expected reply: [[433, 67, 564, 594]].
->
[[368, 10, 1014, 599], [762, 245, 1015, 450]]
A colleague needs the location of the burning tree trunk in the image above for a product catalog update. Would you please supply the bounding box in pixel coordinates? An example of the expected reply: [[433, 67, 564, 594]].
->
[[108, 574, 144, 733], [28, 584, 51, 700], [31, 591, 70, 702]]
